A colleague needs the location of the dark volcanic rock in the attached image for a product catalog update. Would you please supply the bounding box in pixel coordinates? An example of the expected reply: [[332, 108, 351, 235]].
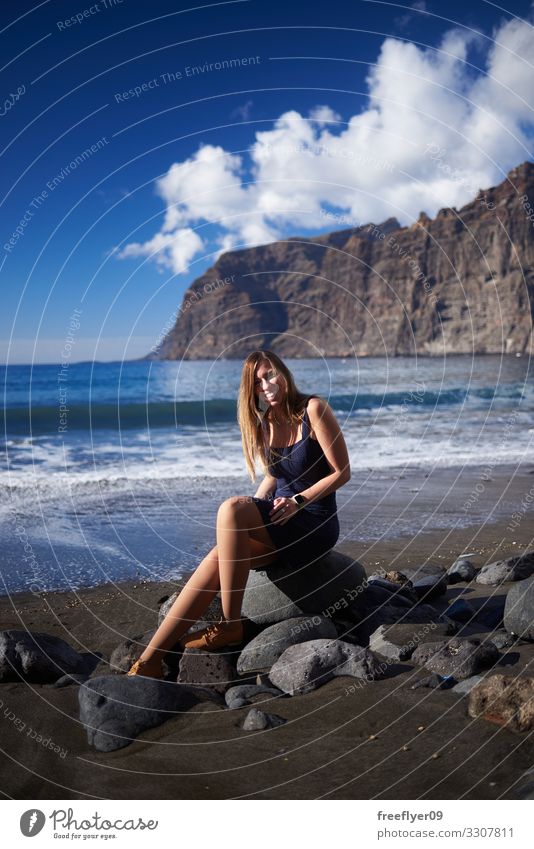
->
[[178, 648, 237, 694], [242, 708, 287, 731], [411, 637, 499, 680], [476, 551, 534, 586], [504, 576, 534, 640], [447, 557, 477, 583], [236, 616, 337, 674], [269, 638, 383, 695], [79, 675, 223, 752], [0, 630, 88, 684], [242, 550, 366, 626], [151, 162, 534, 360]]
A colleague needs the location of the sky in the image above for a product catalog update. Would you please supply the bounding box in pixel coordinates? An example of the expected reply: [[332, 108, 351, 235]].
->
[[1, 0, 534, 363]]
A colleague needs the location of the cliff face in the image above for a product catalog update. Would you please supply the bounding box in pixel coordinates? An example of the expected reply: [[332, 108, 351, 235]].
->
[[153, 162, 534, 359]]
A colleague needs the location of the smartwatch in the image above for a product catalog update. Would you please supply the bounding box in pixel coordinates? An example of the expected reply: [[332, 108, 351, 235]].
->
[[291, 493, 307, 509]]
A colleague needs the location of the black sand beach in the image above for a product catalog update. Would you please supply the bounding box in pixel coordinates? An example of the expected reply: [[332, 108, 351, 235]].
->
[[1, 463, 534, 800]]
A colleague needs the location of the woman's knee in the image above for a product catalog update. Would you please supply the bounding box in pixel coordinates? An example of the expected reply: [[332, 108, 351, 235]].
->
[[217, 495, 253, 521]]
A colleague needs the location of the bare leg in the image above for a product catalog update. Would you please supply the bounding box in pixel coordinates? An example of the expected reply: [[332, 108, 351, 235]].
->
[[135, 547, 221, 666], [133, 502, 277, 667], [217, 496, 277, 623]]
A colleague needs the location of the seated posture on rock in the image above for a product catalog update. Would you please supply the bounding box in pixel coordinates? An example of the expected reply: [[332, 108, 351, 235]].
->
[[127, 349, 351, 677]]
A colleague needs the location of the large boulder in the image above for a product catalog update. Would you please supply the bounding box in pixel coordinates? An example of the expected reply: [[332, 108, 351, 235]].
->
[[78, 675, 223, 752], [0, 630, 89, 684], [476, 552, 534, 586], [468, 674, 534, 732], [236, 615, 337, 674], [411, 637, 499, 680], [241, 550, 366, 626], [269, 639, 383, 695], [504, 576, 534, 641]]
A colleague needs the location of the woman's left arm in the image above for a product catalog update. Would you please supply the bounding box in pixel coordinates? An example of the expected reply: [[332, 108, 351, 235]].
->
[[298, 397, 351, 505]]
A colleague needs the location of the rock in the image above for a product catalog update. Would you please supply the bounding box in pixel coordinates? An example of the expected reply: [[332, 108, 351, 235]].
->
[[476, 552, 534, 586], [468, 674, 534, 732], [369, 622, 450, 662], [515, 781, 534, 799], [236, 615, 337, 674], [78, 675, 223, 752], [411, 637, 499, 680], [269, 639, 383, 696], [383, 570, 413, 588], [225, 684, 285, 709], [445, 599, 476, 623], [451, 675, 486, 696], [474, 597, 506, 629], [348, 598, 448, 647], [178, 649, 237, 694], [400, 563, 448, 602], [109, 630, 156, 674], [366, 578, 418, 605], [241, 550, 366, 626], [504, 576, 534, 640], [411, 673, 455, 690], [489, 631, 517, 651], [242, 708, 286, 731], [447, 557, 477, 583], [0, 630, 88, 684], [159, 592, 222, 627]]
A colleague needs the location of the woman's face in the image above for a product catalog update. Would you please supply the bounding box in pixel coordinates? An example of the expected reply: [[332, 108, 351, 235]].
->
[[254, 360, 286, 410]]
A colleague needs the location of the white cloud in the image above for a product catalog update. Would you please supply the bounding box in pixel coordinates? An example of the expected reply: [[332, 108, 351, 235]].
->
[[118, 14, 534, 275]]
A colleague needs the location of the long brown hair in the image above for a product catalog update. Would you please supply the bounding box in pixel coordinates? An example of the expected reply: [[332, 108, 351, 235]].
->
[[237, 349, 311, 482]]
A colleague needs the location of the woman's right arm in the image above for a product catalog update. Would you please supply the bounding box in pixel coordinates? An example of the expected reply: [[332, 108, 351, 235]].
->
[[254, 474, 277, 499]]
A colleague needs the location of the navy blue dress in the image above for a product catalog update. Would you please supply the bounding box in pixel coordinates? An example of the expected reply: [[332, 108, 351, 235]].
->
[[252, 395, 340, 568]]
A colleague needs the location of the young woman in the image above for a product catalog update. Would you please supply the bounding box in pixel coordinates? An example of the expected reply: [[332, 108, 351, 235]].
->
[[127, 350, 350, 678]]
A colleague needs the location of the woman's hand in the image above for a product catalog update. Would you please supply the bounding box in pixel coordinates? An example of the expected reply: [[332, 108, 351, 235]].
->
[[269, 496, 299, 525]]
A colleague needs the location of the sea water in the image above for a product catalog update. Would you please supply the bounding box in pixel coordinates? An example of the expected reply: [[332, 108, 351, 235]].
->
[[1, 355, 533, 594]]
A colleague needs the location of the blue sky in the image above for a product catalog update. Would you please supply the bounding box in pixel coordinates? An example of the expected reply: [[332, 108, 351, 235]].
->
[[2, 0, 534, 363]]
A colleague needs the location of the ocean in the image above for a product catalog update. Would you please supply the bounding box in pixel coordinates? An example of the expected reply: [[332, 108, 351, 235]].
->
[[1, 355, 533, 595]]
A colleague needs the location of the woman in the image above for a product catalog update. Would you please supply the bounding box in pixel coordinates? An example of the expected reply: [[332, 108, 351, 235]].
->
[[127, 350, 351, 678]]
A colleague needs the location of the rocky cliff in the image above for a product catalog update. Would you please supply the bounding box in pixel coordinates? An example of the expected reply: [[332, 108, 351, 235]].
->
[[152, 161, 534, 359]]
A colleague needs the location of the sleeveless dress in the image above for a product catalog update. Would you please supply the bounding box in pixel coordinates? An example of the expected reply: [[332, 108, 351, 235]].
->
[[251, 395, 340, 569]]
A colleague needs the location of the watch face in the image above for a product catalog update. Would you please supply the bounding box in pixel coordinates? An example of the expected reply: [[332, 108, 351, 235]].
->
[[294, 494, 305, 504]]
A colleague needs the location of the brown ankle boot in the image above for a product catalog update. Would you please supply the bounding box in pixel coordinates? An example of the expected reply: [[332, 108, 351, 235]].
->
[[179, 618, 244, 652]]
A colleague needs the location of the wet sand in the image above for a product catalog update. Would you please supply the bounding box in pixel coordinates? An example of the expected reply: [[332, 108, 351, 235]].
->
[[1, 463, 534, 800]]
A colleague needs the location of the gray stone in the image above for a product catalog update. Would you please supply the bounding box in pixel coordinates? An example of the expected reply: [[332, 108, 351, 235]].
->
[[476, 552, 534, 586], [412, 637, 499, 680], [447, 557, 477, 583], [225, 683, 285, 709], [489, 631, 517, 651], [504, 576, 534, 640], [109, 630, 157, 674], [366, 577, 418, 605], [237, 615, 337, 674], [178, 648, 237, 694], [78, 675, 223, 752], [451, 674, 486, 696], [269, 638, 383, 696], [402, 563, 448, 602], [369, 622, 450, 662], [159, 592, 222, 627], [242, 708, 286, 731], [0, 630, 87, 684], [242, 550, 366, 626]]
